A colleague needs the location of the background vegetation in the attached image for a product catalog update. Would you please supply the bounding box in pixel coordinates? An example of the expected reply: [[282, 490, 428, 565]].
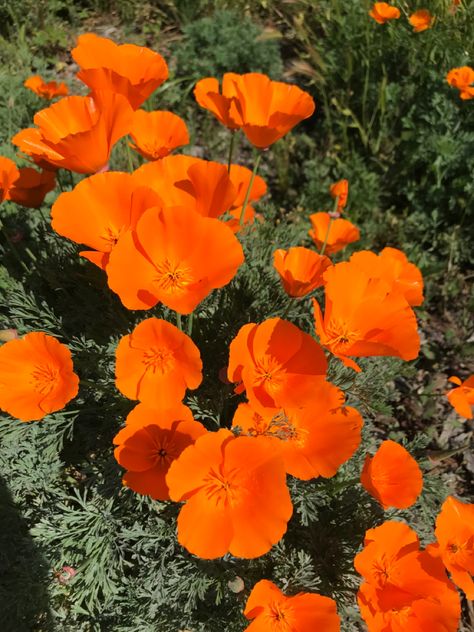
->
[[0, 1, 473, 630]]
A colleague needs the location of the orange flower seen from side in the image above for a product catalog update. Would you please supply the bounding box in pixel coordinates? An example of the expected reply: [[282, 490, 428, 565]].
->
[[115, 318, 202, 408], [360, 440, 423, 509], [0, 156, 20, 202], [409, 9, 433, 33], [166, 429, 293, 559], [232, 380, 363, 480], [228, 318, 327, 409], [273, 247, 332, 298], [113, 402, 206, 500], [228, 73, 316, 148], [329, 179, 349, 210], [446, 66, 474, 100], [129, 110, 189, 161], [369, 2, 401, 24], [12, 92, 133, 174], [194, 74, 242, 130], [434, 495, 474, 599], [446, 375, 474, 419], [106, 205, 244, 313], [313, 261, 420, 371], [350, 247, 424, 307], [355, 521, 461, 632], [51, 172, 162, 269], [8, 168, 56, 208], [243, 579, 340, 632], [0, 332, 79, 421], [308, 212, 360, 255], [133, 155, 237, 219], [72, 33, 168, 109], [24, 75, 68, 99]]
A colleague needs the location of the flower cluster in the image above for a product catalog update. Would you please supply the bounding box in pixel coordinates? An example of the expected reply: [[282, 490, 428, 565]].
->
[[1, 30, 472, 631]]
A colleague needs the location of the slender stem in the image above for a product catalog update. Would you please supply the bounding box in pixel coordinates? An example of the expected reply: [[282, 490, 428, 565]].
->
[[176, 313, 182, 331], [239, 152, 262, 226], [320, 195, 339, 255], [187, 312, 194, 336], [126, 142, 135, 173], [0, 224, 29, 272], [227, 131, 236, 173]]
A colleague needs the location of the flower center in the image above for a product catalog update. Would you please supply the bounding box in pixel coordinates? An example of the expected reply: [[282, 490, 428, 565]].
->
[[324, 318, 360, 351], [101, 225, 123, 249], [31, 364, 59, 395], [154, 259, 193, 294], [203, 467, 240, 507], [142, 347, 174, 374], [269, 603, 292, 630], [254, 357, 285, 394]]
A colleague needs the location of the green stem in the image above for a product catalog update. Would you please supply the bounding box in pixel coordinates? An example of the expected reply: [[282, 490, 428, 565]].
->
[[227, 131, 236, 173], [176, 313, 182, 331], [186, 312, 194, 336], [239, 152, 262, 226], [320, 195, 339, 255], [126, 142, 135, 173]]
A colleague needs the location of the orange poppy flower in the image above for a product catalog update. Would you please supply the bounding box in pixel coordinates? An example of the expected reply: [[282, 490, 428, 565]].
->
[[129, 110, 189, 161], [166, 429, 293, 559], [232, 380, 363, 480], [115, 318, 202, 408], [308, 212, 360, 255], [106, 205, 244, 313], [226, 73, 316, 148], [243, 579, 341, 632], [12, 92, 133, 174], [194, 74, 242, 130], [0, 156, 20, 202], [133, 155, 237, 219], [360, 440, 423, 509], [72, 33, 169, 109], [0, 332, 79, 422], [273, 247, 332, 298], [51, 171, 162, 269], [369, 2, 401, 23], [113, 402, 206, 500], [446, 66, 474, 100], [409, 9, 433, 32], [355, 521, 461, 632], [228, 318, 327, 408], [434, 495, 474, 599], [349, 247, 424, 307], [446, 375, 474, 419], [8, 168, 56, 208], [313, 261, 420, 371], [24, 75, 68, 99], [329, 179, 349, 210]]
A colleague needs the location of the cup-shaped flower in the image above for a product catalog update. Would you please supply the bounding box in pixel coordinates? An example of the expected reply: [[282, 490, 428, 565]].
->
[[115, 318, 203, 407], [232, 381, 363, 480], [8, 168, 56, 208], [0, 157, 20, 202], [228, 318, 327, 408], [329, 179, 348, 210], [360, 440, 423, 509], [369, 2, 401, 23], [129, 110, 189, 161], [273, 247, 332, 298], [313, 261, 420, 371], [51, 172, 162, 269], [24, 75, 68, 99], [409, 9, 433, 32], [308, 212, 360, 255], [12, 92, 134, 174], [355, 521, 460, 632], [106, 205, 244, 313], [434, 495, 474, 599], [133, 155, 237, 219], [446, 66, 474, 100], [113, 402, 206, 500], [0, 332, 79, 421], [446, 375, 474, 419], [226, 73, 316, 148], [244, 580, 340, 632], [72, 33, 168, 109], [349, 248, 424, 306], [166, 429, 293, 559], [194, 74, 242, 130]]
